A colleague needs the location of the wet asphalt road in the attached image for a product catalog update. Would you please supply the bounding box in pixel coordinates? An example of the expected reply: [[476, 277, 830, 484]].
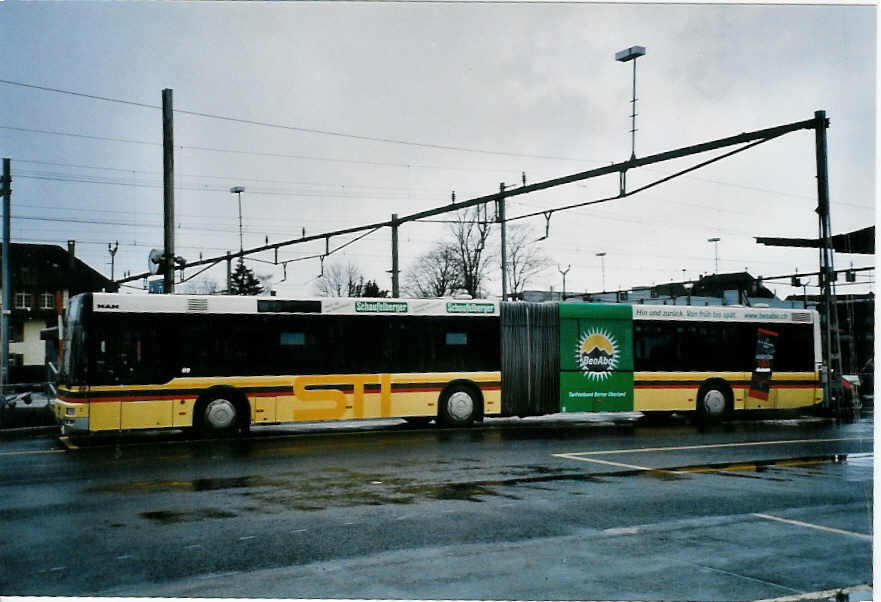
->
[[0, 411, 873, 600]]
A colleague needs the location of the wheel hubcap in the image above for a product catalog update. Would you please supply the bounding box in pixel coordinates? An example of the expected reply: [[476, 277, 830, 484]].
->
[[205, 398, 236, 429], [447, 391, 474, 422], [703, 390, 726, 416]]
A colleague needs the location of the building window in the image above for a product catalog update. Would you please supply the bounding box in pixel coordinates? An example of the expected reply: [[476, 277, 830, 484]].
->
[[15, 292, 32, 310], [11, 322, 23, 343], [41, 292, 55, 310]]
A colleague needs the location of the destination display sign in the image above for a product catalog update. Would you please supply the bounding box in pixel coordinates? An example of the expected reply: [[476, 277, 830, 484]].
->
[[354, 300, 409, 313], [446, 302, 496, 314]]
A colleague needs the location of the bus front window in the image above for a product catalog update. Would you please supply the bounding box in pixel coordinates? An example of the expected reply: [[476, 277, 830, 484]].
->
[[60, 294, 89, 387]]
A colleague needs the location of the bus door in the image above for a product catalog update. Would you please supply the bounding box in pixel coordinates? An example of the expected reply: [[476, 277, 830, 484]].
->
[[559, 304, 634, 413]]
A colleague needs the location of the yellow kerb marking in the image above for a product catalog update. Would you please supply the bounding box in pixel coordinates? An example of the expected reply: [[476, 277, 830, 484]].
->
[[59, 436, 79, 450]]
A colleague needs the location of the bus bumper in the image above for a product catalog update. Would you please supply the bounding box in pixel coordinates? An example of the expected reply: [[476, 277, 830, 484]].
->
[[54, 399, 90, 433]]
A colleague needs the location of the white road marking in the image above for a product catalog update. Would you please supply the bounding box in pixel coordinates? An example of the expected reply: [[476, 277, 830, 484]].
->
[[0, 448, 66, 457], [603, 526, 640, 535], [753, 513, 872, 541], [752, 584, 872, 602], [115, 554, 134, 560], [553, 453, 681, 473], [292, 528, 308, 533], [238, 536, 256, 541]]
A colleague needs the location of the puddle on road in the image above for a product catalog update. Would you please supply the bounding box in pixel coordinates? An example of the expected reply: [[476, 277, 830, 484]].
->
[[139, 508, 238, 524], [88, 453, 858, 523], [87, 475, 287, 494]]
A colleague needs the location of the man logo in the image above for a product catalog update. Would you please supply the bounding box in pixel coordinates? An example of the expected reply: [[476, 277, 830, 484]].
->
[[576, 330, 619, 380]]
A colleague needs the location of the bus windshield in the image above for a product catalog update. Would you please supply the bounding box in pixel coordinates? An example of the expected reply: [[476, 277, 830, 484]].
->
[[60, 293, 89, 387]]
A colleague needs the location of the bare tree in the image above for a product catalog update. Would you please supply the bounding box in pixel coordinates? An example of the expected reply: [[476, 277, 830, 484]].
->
[[314, 261, 363, 297], [506, 224, 552, 296], [449, 207, 493, 298], [403, 242, 461, 298]]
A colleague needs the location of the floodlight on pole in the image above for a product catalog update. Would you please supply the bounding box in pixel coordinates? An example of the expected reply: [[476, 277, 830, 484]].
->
[[707, 237, 721, 273], [230, 186, 246, 254], [615, 45, 646, 161]]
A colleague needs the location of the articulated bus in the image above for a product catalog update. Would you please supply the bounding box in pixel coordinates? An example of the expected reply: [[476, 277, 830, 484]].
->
[[54, 293, 823, 435]]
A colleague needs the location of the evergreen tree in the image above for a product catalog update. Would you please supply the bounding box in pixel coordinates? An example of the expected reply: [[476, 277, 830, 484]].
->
[[361, 280, 388, 298], [229, 259, 263, 295]]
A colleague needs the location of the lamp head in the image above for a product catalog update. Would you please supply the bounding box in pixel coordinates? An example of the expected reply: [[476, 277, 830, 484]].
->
[[615, 46, 646, 62]]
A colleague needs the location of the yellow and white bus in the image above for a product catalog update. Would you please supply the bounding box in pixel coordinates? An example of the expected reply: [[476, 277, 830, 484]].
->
[[54, 293, 822, 435]]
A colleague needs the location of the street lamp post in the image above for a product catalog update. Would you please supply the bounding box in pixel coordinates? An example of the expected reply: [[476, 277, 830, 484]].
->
[[615, 45, 646, 161], [596, 252, 607, 291], [230, 186, 246, 254], [707, 237, 720, 273], [558, 264, 571, 301]]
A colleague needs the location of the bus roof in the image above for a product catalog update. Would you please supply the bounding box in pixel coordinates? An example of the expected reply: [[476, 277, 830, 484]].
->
[[85, 293, 816, 324], [88, 292, 500, 317]]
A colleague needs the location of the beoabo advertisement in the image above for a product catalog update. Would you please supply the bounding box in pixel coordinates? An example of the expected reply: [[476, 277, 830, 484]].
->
[[560, 304, 634, 413]]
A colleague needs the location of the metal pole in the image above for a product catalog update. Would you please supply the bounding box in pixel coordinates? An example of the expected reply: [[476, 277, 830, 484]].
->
[[162, 88, 175, 294], [391, 213, 399, 298], [237, 191, 243, 254], [108, 240, 118, 281], [1, 158, 10, 409], [226, 251, 232, 293], [631, 58, 638, 161], [499, 183, 507, 301], [814, 110, 844, 414], [597, 252, 607, 291]]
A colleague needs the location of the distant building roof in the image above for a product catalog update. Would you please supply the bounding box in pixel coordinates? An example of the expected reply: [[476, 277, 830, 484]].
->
[[2, 243, 117, 294]]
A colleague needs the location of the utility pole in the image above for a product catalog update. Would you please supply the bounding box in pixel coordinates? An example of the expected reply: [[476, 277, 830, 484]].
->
[[226, 251, 232, 294], [814, 110, 845, 415], [558, 264, 571, 301], [1, 158, 10, 412], [596, 252, 607, 291], [390, 213, 399, 298], [499, 183, 508, 301], [108, 241, 118, 281], [162, 88, 175, 294]]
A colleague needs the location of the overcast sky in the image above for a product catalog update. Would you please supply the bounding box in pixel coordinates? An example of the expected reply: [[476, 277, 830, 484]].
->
[[0, 2, 875, 300]]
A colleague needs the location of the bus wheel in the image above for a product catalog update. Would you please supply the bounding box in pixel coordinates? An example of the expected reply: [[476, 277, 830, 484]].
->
[[201, 396, 239, 435], [697, 383, 731, 423], [438, 384, 480, 427]]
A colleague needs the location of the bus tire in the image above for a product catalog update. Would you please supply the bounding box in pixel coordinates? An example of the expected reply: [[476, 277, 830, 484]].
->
[[438, 382, 481, 427], [696, 381, 732, 423], [194, 388, 249, 436]]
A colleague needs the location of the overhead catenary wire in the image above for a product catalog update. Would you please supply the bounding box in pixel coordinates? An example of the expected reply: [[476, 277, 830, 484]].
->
[[0, 78, 600, 161], [1, 126, 516, 174]]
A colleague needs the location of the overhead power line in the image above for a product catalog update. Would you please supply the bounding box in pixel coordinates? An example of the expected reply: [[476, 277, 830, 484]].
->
[[1, 125, 514, 173], [0, 78, 597, 162]]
